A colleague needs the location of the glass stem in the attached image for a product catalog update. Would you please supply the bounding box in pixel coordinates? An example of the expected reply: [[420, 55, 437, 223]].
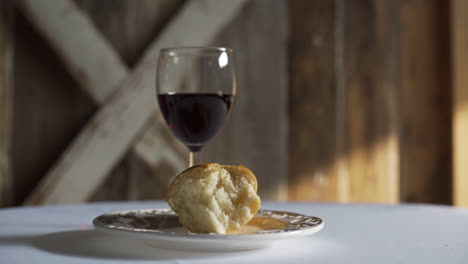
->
[[189, 151, 200, 167]]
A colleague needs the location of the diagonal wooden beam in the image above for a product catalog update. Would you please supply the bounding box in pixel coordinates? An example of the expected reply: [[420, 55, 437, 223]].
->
[[17, 0, 127, 103], [23, 0, 248, 204], [17, 0, 185, 173]]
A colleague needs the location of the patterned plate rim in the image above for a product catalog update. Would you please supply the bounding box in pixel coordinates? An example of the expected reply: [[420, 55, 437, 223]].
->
[[92, 208, 324, 240]]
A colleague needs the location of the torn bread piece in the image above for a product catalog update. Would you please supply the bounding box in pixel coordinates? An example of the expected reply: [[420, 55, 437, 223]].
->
[[167, 163, 261, 234]]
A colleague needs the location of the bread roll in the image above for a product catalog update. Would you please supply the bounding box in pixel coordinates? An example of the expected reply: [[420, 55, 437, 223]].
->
[[167, 163, 261, 234]]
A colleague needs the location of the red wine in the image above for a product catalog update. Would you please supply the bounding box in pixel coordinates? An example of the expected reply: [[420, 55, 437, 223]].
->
[[158, 93, 233, 151]]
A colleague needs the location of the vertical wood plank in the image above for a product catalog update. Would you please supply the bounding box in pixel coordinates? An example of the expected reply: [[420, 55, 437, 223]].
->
[[400, 0, 451, 204], [341, 0, 400, 203], [206, 0, 289, 200], [0, 1, 13, 206], [288, 0, 401, 202], [288, 0, 338, 201], [452, 0, 468, 206]]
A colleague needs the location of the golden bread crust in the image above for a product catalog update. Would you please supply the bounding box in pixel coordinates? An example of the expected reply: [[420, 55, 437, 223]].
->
[[167, 163, 261, 234]]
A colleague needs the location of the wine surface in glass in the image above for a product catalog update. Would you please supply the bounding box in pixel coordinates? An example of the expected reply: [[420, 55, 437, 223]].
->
[[158, 93, 233, 151]]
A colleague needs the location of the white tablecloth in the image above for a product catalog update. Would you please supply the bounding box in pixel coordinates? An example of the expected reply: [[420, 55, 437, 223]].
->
[[0, 201, 467, 263]]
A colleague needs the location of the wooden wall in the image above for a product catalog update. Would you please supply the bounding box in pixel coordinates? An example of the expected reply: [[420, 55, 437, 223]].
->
[[1, 0, 463, 206], [206, 0, 288, 200], [13, 5, 95, 205], [7, 0, 288, 205], [74, 0, 185, 201], [400, 0, 452, 204], [289, 0, 401, 203], [289, 0, 339, 201], [289, 0, 452, 204]]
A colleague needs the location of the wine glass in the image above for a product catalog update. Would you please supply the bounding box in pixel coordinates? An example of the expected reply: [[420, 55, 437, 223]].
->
[[156, 47, 236, 167]]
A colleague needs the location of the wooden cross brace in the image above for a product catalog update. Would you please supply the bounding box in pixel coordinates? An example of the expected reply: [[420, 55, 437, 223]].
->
[[17, 0, 248, 204]]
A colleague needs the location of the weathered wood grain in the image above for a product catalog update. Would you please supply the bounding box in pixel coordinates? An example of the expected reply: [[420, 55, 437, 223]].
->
[[75, 0, 184, 67], [203, 0, 289, 200], [127, 151, 178, 200], [340, 0, 400, 203], [17, 0, 187, 202], [76, 0, 184, 201], [17, 0, 127, 103], [288, 0, 338, 201], [24, 0, 248, 204], [288, 0, 400, 203], [400, 0, 451, 204], [452, 0, 468, 207], [13, 11, 96, 205], [128, 118, 186, 200], [0, 1, 13, 206]]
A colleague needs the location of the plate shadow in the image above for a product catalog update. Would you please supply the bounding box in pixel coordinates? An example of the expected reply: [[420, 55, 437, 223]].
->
[[31, 230, 249, 260]]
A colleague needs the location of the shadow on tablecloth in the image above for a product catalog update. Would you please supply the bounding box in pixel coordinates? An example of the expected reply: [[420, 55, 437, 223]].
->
[[0, 230, 259, 260]]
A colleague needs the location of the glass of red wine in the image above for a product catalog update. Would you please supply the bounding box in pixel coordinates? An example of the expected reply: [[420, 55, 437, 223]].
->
[[156, 47, 236, 167]]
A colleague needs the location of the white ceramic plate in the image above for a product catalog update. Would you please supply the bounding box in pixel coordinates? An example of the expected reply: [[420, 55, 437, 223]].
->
[[93, 208, 324, 252]]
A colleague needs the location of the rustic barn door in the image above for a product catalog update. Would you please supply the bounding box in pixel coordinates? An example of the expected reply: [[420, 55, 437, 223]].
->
[[11, 0, 289, 204], [2, 0, 464, 206]]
